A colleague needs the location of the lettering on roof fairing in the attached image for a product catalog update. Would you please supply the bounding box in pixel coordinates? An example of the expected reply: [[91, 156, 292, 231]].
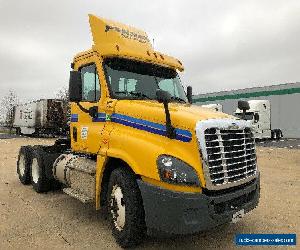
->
[[105, 25, 150, 44]]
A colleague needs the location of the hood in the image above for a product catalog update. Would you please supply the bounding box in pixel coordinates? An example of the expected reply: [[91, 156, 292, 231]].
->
[[114, 100, 234, 132]]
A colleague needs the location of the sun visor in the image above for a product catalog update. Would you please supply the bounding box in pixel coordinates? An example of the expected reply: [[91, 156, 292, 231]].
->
[[89, 14, 153, 52]]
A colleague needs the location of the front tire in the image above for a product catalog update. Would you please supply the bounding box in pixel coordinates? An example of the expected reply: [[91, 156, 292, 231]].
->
[[107, 167, 146, 248]]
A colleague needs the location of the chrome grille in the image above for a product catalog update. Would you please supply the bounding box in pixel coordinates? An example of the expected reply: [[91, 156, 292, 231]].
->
[[204, 127, 257, 186]]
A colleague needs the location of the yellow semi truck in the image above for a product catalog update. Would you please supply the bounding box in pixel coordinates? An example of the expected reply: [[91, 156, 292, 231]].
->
[[17, 15, 260, 248]]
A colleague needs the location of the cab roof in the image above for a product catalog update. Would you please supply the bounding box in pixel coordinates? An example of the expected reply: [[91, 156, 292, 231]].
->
[[74, 14, 184, 72]]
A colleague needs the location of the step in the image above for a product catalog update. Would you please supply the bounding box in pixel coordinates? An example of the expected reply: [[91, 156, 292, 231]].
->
[[63, 188, 93, 203], [68, 157, 96, 174]]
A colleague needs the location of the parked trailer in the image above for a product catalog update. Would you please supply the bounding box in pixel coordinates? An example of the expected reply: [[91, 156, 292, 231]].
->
[[234, 100, 283, 140], [13, 99, 67, 135], [193, 82, 300, 139]]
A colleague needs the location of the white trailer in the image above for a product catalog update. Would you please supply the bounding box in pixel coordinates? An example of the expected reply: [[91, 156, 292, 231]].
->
[[234, 100, 282, 140], [201, 103, 223, 112], [13, 99, 67, 135]]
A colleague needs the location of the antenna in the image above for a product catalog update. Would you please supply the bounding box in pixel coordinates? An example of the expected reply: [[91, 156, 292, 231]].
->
[[152, 38, 155, 49]]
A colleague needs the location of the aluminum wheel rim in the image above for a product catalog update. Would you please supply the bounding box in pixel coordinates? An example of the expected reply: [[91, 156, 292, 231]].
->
[[18, 154, 26, 176], [110, 184, 126, 231], [31, 158, 39, 183]]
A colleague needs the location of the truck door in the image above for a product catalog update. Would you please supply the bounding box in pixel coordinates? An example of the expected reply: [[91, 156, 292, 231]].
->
[[70, 60, 105, 154]]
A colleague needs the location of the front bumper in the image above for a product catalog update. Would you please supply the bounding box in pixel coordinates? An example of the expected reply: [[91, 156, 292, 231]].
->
[[138, 174, 260, 236]]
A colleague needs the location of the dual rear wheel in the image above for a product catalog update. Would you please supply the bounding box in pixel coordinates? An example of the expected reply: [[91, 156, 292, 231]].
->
[[17, 146, 51, 193], [17, 147, 146, 248], [17, 146, 31, 185], [271, 129, 283, 140]]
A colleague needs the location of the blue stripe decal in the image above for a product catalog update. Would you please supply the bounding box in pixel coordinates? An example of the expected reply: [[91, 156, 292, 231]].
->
[[175, 131, 192, 142], [70, 113, 192, 142], [111, 113, 192, 142], [111, 113, 165, 131], [70, 114, 78, 122], [92, 112, 106, 122]]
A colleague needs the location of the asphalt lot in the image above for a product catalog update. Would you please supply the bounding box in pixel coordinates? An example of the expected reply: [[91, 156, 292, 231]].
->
[[0, 137, 299, 249], [0, 133, 63, 139], [257, 138, 300, 149], [0, 133, 22, 139], [2, 132, 300, 149]]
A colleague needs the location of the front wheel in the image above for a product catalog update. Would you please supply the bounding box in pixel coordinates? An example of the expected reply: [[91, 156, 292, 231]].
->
[[107, 168, 146, 248]]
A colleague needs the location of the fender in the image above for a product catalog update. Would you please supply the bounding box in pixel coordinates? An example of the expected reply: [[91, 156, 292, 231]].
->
[[95, 154, 108, 210]]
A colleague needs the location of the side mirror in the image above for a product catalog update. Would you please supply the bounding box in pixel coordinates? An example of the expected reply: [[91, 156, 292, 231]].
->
[[156, 89, 175, 139], [156, 89, 172, 103], [187, 86, 193, 104], [89, 106, 98, 118], [69, 71, 82, 102], [238, 100, 250, 111]]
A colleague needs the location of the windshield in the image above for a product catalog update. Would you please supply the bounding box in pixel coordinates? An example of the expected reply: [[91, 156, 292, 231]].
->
[[235, 112, 254, 120], [104, 58, 187, 102]]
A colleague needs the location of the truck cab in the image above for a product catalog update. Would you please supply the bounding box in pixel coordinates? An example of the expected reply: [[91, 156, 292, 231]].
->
[[235, 100, 282, 140], [17, 15, 260, 248]]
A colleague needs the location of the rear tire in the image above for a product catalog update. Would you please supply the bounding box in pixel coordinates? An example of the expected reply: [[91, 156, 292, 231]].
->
[[277, 130, 283, 140], [30, 147, 51, 193], [17, 146, 32, 185], [276, 130, 280, 140], [271, 131, 274, 140], [107, 167, 146, 248], [16, 127, 22, 136]]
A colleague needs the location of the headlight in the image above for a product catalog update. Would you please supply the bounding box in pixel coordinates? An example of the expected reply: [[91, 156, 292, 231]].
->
[[157, 155, 200, 187]]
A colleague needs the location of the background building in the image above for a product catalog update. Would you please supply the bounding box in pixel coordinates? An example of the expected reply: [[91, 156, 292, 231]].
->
[[193, 82, 300, 138]]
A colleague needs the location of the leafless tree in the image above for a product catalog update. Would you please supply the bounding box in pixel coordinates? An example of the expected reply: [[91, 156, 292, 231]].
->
[[0, 90, 19, 133], [54, 86, 70, 134], [55, 86, 69, 101]]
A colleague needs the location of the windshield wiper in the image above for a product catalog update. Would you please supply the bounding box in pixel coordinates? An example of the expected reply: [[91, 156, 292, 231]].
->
[[129, 91, 152, 99], [114, 91, 151, 100], [170, 96, 187, 103]]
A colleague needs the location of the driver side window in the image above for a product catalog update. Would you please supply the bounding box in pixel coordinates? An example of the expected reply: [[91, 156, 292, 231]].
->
[[80, 64, 100, 102]]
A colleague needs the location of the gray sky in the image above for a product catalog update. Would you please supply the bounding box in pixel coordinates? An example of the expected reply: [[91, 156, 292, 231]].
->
[[0, 0, 299, 103]]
